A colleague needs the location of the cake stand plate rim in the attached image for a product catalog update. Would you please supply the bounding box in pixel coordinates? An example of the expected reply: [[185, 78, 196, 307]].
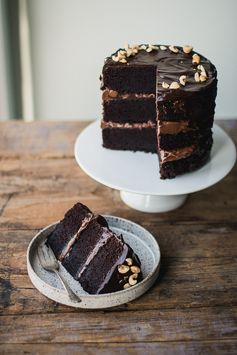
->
[[74, 121, 236, 196]]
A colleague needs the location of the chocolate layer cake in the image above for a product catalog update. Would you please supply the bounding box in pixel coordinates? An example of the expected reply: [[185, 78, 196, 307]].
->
[[100, 44, 217, 178], [47, 202, 142, 294]]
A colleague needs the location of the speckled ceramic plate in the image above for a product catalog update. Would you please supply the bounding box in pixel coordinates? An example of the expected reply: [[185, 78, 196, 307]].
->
[[27, 215, 160, 309]]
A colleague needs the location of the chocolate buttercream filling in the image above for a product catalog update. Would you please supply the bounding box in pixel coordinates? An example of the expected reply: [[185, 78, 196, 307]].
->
[[102, 89, 155, 101], [101, 119, 194, 135], [101, 120, 156, 129], [158, 120, 192, 134], [160, 145, 195, 163], [59, 213, 96, 261]]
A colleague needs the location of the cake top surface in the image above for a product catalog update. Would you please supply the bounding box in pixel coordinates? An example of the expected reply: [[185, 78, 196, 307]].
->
[[104, 44, 217, 93]]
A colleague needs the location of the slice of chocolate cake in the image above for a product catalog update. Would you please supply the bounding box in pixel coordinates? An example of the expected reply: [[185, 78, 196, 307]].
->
[[100, 44, 217, 179], [47, 203, 142, 294]]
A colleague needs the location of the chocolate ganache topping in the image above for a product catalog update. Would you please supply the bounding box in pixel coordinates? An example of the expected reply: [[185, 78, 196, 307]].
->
[[103, 44, 217, 95]]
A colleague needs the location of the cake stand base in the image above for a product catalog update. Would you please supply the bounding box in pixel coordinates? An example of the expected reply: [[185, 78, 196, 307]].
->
[[120, 191, 188, 213]]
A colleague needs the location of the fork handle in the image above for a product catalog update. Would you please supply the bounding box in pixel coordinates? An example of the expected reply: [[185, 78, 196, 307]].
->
[[55, 270, 81, 303]]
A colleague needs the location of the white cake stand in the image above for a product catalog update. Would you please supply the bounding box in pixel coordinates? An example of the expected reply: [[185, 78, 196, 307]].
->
[[74, 121, 236, 213]]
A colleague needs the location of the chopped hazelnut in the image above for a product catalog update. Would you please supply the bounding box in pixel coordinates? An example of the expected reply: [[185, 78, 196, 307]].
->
[[112, 55, 119, 62], [192, 53, 201, 65], [123, 283, 131, 289], [162, 82, 169, 89], [129, 273, 138, 286], [146, 47, 153, 52], [169, 45, 179, 53], [131, 266, 141, 274], [169, 81, 180, 89], [102, 90, 109, 101], [118, 264, 129, 274], [125, 258, 133, 266], [194, 72, 200, 82], [179, 75, 187, 86], [200, 74, 207, 82], [183, 45, 193, 54], [109, 90, 118, 98]]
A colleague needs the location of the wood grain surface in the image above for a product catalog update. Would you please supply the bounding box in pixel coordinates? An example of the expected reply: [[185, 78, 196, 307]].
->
[[0, 120, 236, 354]]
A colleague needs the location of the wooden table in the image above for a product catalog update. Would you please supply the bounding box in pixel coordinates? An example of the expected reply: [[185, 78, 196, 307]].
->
[[0, 120, 236, 354]]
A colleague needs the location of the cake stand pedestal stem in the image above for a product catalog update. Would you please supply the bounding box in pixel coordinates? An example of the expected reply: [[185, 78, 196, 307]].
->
[[120, 191, 188, 213]]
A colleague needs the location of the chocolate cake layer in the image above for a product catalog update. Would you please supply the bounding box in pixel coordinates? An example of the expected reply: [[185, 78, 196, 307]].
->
[[47, 203, 107, 260], [159, 128, 212, 150], [102, 127, 157, 153], [102, 64, 156, 94], [157, 81, 217, 123], [103, 96, 156, 123], [61, 220, 108, 279], [159, 134, 213, 179]]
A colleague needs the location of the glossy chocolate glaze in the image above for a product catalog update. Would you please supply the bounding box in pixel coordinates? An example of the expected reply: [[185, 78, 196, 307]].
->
[[103, 45, 217, 94]]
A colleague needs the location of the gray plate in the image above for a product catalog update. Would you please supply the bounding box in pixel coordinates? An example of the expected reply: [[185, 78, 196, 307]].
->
[[27, 215, 161, 309]]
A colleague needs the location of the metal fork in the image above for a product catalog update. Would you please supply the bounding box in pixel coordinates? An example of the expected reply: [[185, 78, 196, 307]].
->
[[37, 243, 81, 303]]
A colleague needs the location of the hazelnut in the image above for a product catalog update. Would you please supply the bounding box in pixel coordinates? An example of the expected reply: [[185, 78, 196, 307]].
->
[[118, 264, 129, 274], [146, 47, 153, 52], [162, 82, 169, 89], [109, 90, 118, 98], [160, 45, 167, 50], [183, 46, 193, 54], [125, 258, 133, 266], [197, 64, 205, 72], [179, 75, 187, 86], [149, 44, 159, 50], [117, 53, 125, 60], [120, 58, 127, 63], [192, 53, 201, 65], [129, 273, 138, 286], [102, 90, 109, 101], [198, 65, 207, 77], [194, 72, 200, 82], [126, 48, 133, 57], [169, 45, 179, 53], [131, 266, 141, 274], [200, 74, 207, 82], [123, 283, 131, 289], [139, 44, 147, 50], [112, 55, 119, 62], [169, 81, 180, 89]]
